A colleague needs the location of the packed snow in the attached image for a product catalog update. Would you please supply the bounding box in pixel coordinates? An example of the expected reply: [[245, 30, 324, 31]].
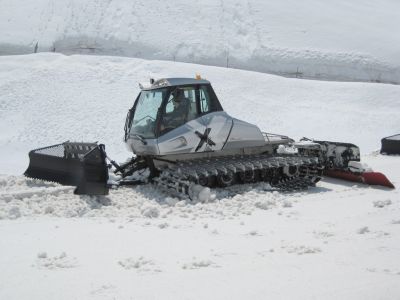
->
[[1, 170, 399, 299], [1, 0, 400, 84]]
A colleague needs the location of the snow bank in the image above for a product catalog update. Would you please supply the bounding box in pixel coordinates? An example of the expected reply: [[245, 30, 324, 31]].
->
[[1, 0, 400, 83], [0, 174, 295, 220]]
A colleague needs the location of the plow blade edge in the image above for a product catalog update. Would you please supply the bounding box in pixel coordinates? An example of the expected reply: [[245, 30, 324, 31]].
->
[[24, 142, 109, 195], [324, 169, 395, 189]]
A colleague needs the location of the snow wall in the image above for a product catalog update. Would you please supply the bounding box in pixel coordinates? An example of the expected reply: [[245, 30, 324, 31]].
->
[[1, 0, 400, 84]]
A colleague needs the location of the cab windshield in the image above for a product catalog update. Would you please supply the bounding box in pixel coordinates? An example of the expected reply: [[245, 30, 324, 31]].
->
[[130, 88, 167, 138]]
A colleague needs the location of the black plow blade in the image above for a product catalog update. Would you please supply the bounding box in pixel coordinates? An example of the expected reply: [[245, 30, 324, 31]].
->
[[24, 142, 109, 195]]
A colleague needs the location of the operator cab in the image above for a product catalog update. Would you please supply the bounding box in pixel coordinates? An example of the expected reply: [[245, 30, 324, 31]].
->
[[124, 77, 223, 141], [125, 77, 266, 157]]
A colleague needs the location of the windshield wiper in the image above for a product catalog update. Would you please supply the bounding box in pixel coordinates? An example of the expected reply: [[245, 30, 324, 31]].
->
[[132, 134, 148, 145]]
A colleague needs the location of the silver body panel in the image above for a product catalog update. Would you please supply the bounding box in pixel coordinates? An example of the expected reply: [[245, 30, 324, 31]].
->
[[126, 111, 292, 161], [223, 118, 265, 150], [200, 111, 232, 151], [127, 137, 159, 156], [157, 117, 206, 154]]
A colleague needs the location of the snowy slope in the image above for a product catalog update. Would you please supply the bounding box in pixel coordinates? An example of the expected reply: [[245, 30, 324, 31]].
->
[[0, 54, 400, 300], [1, 0, 400, 83]]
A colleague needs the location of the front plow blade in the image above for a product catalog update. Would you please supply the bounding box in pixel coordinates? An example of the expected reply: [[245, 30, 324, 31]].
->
[[24, 142, 109, 195]]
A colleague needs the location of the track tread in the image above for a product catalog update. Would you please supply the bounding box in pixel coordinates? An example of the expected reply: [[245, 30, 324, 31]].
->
[[155, 154, 323, 197]]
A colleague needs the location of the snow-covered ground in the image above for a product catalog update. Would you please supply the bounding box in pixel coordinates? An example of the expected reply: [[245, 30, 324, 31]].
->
[[0, 53, 399, 299], [1, 0, 400, 83], [0, 157, 399, 300]]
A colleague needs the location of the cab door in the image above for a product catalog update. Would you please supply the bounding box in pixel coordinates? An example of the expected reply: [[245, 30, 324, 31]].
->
[[197, 85, 233, 152], [157, 86, 207, 155]]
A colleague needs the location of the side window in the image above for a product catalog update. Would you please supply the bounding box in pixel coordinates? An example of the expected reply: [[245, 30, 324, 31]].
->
[[165, 97, 174, 113], [161, 86, 198, 134], [199, 86, 211, 114], [199, 85, 222, 114]]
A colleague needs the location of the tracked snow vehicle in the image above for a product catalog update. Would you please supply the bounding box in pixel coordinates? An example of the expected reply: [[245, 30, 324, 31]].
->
[[121, 77, 325, 199], [24, 77, 395, 198]]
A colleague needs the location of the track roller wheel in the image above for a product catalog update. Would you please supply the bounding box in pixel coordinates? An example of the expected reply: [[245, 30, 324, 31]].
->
[[239, 169, 255, 183], [284, 165, 299, 177], [217, 171, 235, 187], [198, 175, 209, 186]]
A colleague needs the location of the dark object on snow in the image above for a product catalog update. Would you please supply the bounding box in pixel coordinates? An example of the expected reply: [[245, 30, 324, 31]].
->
[[24, 142, 109, 195], [381, 134, 400, 155]]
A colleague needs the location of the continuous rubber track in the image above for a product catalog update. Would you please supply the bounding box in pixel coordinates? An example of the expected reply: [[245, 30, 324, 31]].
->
[[154, 154, 323, 197]]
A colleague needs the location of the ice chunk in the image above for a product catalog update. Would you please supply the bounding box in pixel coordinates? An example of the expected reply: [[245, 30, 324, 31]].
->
[[140, 205, 160, 218], [277, 145, 298, 154], [8, 206, 21, 219], [188, 184, 211, 202]]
